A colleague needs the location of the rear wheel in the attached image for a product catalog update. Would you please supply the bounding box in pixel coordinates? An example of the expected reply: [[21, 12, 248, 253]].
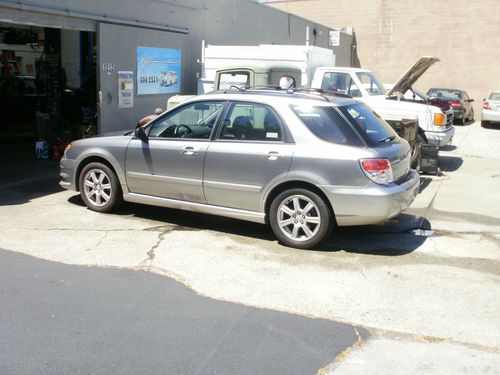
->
[[269, 188, 333, 249], [79, 162, 122, 213], [481, 121, 488, 128]]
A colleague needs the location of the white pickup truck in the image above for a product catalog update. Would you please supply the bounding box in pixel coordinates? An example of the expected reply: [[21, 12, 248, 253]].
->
[[311, 57, 455, 146]]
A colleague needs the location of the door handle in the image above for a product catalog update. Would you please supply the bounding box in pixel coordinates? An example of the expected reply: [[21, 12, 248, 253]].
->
[[182, 146, 199, 156], [265, 151, 281, 160]]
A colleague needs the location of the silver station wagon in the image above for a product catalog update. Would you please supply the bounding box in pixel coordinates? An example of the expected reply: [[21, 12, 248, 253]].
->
[[60, 89, 420, 249]]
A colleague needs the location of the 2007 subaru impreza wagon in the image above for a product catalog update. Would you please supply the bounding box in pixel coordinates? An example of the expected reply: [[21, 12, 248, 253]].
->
[[60, 89, 420, 249]]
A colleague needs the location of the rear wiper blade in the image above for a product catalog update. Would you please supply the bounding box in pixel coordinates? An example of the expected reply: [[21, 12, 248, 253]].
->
[[378, 135, 396, 143]]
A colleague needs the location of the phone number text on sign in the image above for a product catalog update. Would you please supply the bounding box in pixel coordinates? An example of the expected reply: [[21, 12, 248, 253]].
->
[[139, 76, 159, 84]]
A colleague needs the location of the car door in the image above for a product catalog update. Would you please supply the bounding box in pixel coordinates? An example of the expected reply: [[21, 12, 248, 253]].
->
[[125, 101, 224, 203], [203, 101, 294, 212]]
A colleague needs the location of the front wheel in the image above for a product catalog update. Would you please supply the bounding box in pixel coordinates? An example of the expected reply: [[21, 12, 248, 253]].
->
[[79, 162, 122, 213], [269, 188, 334, 249]]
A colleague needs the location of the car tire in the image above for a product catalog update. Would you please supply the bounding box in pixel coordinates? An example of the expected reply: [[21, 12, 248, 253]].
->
[[79, 162, 123, 213], [269, 188, 334, 249], [481, 121, 488, 128]]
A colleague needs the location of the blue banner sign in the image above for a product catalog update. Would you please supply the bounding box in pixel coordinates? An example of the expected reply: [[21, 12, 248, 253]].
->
[[137, 46, 181, 95]]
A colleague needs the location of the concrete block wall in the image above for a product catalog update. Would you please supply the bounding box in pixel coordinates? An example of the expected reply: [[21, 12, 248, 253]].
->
[[267, 0, 500, 115]]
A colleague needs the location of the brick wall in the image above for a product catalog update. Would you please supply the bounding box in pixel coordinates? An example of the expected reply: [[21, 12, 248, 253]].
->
[[268, 0, 500, 114]]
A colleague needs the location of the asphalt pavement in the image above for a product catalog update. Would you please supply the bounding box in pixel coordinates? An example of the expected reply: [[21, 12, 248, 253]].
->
[[0, 249, 364, 374]]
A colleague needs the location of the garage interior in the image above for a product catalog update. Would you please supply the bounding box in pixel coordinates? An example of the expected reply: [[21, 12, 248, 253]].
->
[[0, 23, 96, 184]]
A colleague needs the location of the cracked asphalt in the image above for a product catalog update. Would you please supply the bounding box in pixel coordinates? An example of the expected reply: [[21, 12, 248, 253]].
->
[[0, 122, 499, 374]]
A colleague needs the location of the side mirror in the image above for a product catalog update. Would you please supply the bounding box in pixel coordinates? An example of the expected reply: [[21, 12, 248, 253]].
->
[[469, 99, 474, 103], [135, 126, 148, 142]]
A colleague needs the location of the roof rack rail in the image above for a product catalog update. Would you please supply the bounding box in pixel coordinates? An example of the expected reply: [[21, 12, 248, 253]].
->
[[285, 87, 353, 99], [206, 86, 353, 102], [206, 85, 282, 94]]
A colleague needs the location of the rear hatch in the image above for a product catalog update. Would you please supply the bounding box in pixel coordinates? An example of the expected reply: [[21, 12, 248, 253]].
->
[[338, 102, 411, 182]]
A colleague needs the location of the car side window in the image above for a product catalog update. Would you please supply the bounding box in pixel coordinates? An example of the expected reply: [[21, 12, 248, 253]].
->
[[320, 72, 361, 97], [291, 104, 363, 146], [218, 102, 284, 142], [148, 101, 224, 139]]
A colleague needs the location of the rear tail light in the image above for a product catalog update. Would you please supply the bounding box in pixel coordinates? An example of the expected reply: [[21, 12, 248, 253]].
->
[[449, 101, 462, 109], [483, 101, 492, 110], [360, 159, 393, 185], [433, 113, 445, 126]]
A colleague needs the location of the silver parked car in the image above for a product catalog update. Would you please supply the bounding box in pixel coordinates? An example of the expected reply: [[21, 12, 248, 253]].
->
[[481, 90, 500, 128], [60, 89, 420, 249]]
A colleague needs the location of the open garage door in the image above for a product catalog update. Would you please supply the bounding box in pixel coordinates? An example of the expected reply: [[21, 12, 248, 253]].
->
[[97, 22, 191, 134]]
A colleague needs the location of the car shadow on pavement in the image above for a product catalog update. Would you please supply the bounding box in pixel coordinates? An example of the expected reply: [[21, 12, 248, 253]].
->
[[317, 214, 431, 256], [418, 177, 433, 193], [68, 195, 278, 241], [439, 144, 457, 152], [439, 156, 463, 172], [0, 174, 63, 206], [69, 195, 431, 256], [481, 123, 500, 130], [454, 119, 475, 127]]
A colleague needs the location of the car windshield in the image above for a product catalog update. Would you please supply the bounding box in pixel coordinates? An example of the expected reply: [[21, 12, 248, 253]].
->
[[218, 72, 250, 89], [338, 102, 397, 145], [488, 92, 500, 101], [355, 72, 386, 96]]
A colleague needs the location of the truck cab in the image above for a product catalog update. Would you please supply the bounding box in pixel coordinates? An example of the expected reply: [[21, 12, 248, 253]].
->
[[311, 57, 455, 146], [214, 62, 302, 91], [168, 62, 302, 110]]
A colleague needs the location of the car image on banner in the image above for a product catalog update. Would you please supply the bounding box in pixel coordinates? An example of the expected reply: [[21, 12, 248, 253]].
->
[[137, 46, 181, 95]]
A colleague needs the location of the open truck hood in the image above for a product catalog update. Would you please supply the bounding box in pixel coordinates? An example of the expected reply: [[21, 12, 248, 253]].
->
[[386, 56, 439, 97]]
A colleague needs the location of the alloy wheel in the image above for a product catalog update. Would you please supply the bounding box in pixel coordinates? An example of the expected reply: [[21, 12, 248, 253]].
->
[[277, 194, 321, 241], [83, 169, 112, 207]]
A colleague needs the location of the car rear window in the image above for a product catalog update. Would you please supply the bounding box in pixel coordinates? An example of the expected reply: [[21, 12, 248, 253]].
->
[[427, 88, 462, 100], [338, 102, 398, 145], [291, 105, 363, 146], [488, 92, 500, 101]]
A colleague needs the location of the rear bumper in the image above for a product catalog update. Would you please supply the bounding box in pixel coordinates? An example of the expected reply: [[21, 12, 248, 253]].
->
[[320, 169, 420, 226], [425, 125, 454, 146], [482, 109, 500, 123]]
